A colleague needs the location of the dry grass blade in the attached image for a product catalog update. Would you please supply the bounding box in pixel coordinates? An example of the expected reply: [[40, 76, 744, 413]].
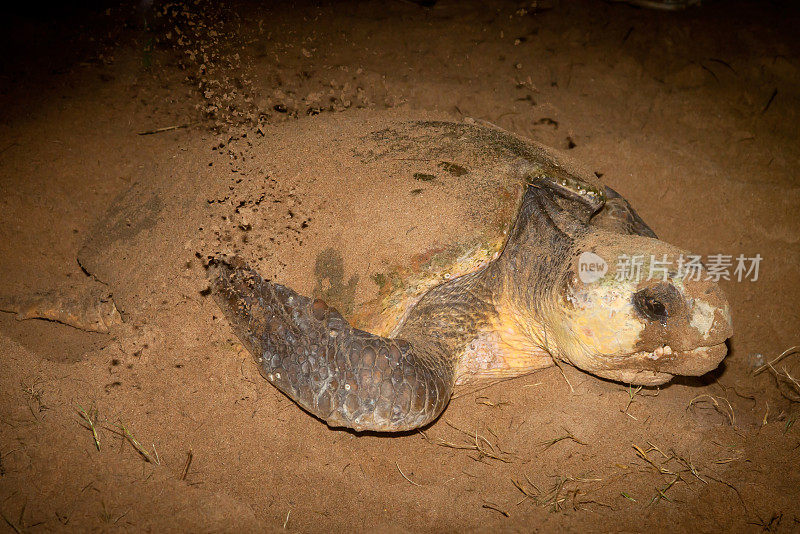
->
[[706, 474, 748, 513], [632, 444, 677, 476], [112, 423, 158, 464], [629, 443, 695, 506], [754, 346, 800, 400], [396, 462, 422, 487], [511, 475, 541, 505], [552, 359, 575, 393], [754, 346, 800, 375], [572, 475, 603, 483], [77, 405, 101, 451], [99, 502, 128, 526], [674, 455, 706, 484], [784, 414, 796, 435], [687, 394, 735, 425], [622, 385, 643, 414], [545, 476, 569, 512], [513, 474, 601, 512], [21, 379, 47, 418], [570, 491, 614, 512], [482, 503, 510, 517], [648, 475, 680, 506], [783, 369, 800, 392], [429, 420, 514, 463], [540, 428, 586, 449], [475, 396, 510, 408], [450, 376, 519, 400]]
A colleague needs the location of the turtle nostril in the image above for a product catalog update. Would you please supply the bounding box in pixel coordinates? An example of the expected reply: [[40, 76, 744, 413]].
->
[[633, 282, 681, 324]]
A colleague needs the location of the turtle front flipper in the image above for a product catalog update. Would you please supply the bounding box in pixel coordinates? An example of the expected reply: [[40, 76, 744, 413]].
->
[[210, 260, 453, 432]]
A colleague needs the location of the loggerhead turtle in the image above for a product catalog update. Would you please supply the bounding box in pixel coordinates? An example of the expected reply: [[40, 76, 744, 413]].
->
[[211, 118, 733, 432]]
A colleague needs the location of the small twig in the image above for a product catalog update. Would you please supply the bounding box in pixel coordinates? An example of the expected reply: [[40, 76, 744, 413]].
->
[[755, 347, 800, 401], [0, 142, 18, 156], [761, 88, 778, 114], [181, 450, 194, 481], [110, 509, 129, 525], [540, 327, 574, 394], [646, 441, 670, 460], [783, 368, 800, 391], [708, 57, 737, 74], [1, 512, 22, 534], [700, 63, 719, 83], [137, 123, 191, 136]]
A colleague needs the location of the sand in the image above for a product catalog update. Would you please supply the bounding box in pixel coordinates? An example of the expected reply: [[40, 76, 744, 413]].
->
[[0, 0, 798, 531]]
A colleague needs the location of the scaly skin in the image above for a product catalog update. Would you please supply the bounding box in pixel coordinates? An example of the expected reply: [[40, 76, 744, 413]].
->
[[212, 261, 458, 431]]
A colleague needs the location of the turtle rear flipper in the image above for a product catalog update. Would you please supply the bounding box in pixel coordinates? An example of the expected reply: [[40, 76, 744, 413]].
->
[[211, 260, 452, 432], [0, 280, 122, 333]]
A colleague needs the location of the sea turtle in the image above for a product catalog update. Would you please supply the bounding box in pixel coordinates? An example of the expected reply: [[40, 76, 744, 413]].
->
[[210, 117, 733, 432]]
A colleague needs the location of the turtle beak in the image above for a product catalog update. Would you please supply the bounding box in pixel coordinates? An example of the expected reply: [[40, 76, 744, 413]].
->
[[626, 277, 733, 378], [633, 278, 732, 351], [685, 281, 733, 348]]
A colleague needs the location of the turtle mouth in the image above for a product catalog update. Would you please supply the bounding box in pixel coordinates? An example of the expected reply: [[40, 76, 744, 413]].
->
[[627, 342, 728, 373], [593, 342, 729, 386]]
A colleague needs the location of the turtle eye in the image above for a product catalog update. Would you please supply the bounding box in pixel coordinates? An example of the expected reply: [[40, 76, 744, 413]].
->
[[633, 282, 681, 324], [638, 295, 667, 320]]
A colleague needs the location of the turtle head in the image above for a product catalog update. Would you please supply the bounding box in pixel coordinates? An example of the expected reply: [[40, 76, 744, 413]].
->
[[497, 177, 732, 386], [550, 233, 733, 385]]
